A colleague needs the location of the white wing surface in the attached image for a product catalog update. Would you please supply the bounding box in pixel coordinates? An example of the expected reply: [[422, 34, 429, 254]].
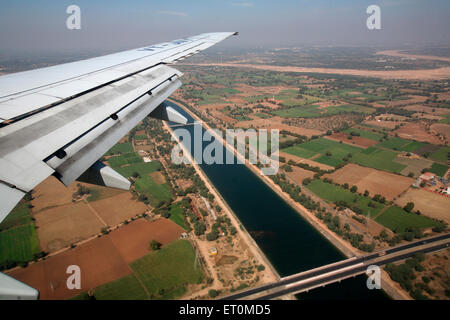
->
[[0, 32, 237, 223]]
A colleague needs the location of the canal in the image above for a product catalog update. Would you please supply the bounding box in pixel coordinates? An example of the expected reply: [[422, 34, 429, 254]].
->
[[168, 101, 387, 300]]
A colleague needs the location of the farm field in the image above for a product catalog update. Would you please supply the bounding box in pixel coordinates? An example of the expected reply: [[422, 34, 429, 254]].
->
[[107, 142, 134, 155], [342, 127, 384, 141], [134, 175, 172, 206], [378, 137, 425, 152], [130, 240, 204, 299], [323, 163, 414, 201], [350, 147, 406, 173], [284, 166, 315, 185], [274, 104, 374, 119], [31, 177, 80, 213], [325, 132, 378, 148], [86, 274, 148, 300], [374, 206, 440, 233], [89, 192, 147, 226], [112, 158, 172, 207], [107, 219, 184, 264], [0, 224, 40, 266], [108, 152, 143, 168], [9, 219, 185, 300], [395, 156, 434, 177], [430, 146, 450, 162], [306, 179, 385, 217], [168, 202, 190, 231], [428, 162, 449, 177], [394, 188, 450, 224], [282, 138, 362, 167], [34, 202, 104, 252], [115, 161, 161, 178], [8, 235, 132, 300], [0, 202, 33, 231]]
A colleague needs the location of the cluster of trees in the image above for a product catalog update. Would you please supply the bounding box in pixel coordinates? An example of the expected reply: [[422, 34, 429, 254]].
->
[[206, 216, 235, 241], [315, 211, 375, 252], [385, 253, 434, 299], [271, 174, 320, 211]]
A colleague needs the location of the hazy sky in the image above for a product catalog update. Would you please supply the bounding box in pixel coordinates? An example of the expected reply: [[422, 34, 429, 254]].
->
[[0, 0, 449, 54]]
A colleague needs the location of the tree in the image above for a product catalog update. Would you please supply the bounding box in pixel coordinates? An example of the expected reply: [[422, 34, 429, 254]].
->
[[206, 230, 219, 241], [403, 202, 415, 212], [194, 221, 206, 236], [132, 171, 140, 178], [208, 289, 219, 298], [149, 240, 162, 251], [350, 186, 357, 193]]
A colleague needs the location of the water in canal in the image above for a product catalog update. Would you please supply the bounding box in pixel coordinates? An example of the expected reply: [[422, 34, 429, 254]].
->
[[168, 101, 387, 300]]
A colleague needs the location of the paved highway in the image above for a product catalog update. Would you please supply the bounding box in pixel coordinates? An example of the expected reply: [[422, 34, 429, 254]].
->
[[220, 233, 450, 300]]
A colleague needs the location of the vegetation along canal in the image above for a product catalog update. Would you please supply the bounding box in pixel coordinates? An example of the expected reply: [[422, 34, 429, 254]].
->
[[168, 101, 387, 300]]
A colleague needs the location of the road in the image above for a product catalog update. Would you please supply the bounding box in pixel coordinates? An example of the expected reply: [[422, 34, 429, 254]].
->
[[220, 233, 450, 300]]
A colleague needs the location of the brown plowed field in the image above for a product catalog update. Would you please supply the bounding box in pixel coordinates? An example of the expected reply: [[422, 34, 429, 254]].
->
[[235, 116, 323, 137], [108, 218, 184, 263], [7, 219, 183, 299], [32, 177, 79, 213], [323, 163, 414, 200], [8, 236, 131, 300], [35, 202, 104, 252], [393, 122, 444, 144], [395, 188, 450, 224], [89, 192, 147, 226], [284, 166, 315, 184], [430, 123, 450, 141]]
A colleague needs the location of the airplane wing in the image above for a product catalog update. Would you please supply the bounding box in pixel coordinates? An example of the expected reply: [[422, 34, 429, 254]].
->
[[0, 32, 237, 224]]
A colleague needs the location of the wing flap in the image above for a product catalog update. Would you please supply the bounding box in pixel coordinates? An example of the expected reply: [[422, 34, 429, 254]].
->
[[53, 79, 181, 187]]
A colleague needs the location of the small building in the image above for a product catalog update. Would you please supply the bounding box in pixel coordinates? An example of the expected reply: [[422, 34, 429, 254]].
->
[[419, 172, 435, 182], [444, 187, 450, 196], [143, 157, 152, 163], [209, 247, 218, 256], [180, 232, 188, 239]]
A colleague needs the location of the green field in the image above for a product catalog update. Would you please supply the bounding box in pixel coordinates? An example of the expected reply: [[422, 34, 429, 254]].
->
[[428, 162, 449, 176], [282, 146, 317, 159], [438, 114, 450, 124], [168, 202, 189, 230], [378, 137, 425, 153], [283, 138, 362, 167], [343, 127, 383, 141], [108, 152, 143, 168], [0, 202, 33, 231], [90, 274, 148, 300], [254, 113, 271, 119], [134, 135, 148, 140], [375, 206, 440, 233], [274, 104, 374, 119], [134, 176, 172, 206], [430, 146, 450, 162], [115, 161, 161, 178], [306, 180, 385, 216], [189, 87, 240, 105], [107, 142, 134, 155], [0, 224, 40, 264], [350, 147, 406, 173], [130, 240, 204, 299]]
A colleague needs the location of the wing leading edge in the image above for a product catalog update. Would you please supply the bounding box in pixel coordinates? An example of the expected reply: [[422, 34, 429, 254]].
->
[[0, 32, 237, 224]]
